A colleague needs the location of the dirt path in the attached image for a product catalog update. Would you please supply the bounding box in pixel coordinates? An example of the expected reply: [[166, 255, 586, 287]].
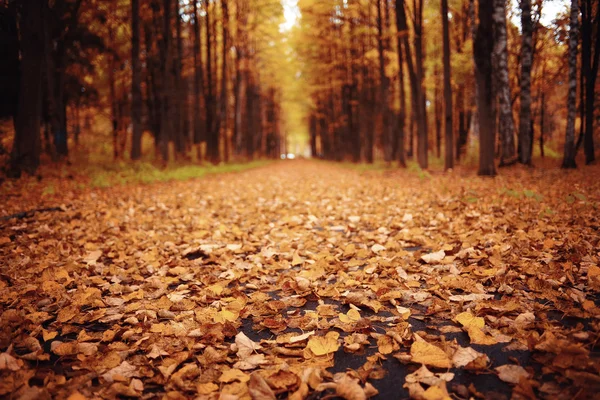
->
[[1, 161, 599, 399]]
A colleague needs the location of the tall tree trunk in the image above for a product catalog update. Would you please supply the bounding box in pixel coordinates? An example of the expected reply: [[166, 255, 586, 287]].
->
[[518, 0, 534, 165], [205, 1, 218, 163], [475, 0, 497, 176], [395, 0, 422, 166], [174, 0, 187, 158], [581, 0, 598, 164], [377, 0, 392, 162], [414, 0, 428, 169], [562, 0, 579, 169], [10, 0, 43, 177], [159, 0, 172, 163], [217, 0, 229, 163], [192, 0, 205, 160], [131, 0, 143, 160], [442, 0, 453, 170], [395, 0, 406, 167], [494, 0, 517, 166], [434, 66, 442, 159]]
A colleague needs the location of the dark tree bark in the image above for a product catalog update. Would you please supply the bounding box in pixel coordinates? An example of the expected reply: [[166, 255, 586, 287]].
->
[[131, 0, 143, 160], [216, 0, 229, 162], [205, 1, 219, 163], [494, 0, 517, 166], [377, 0, 392, 162], [518, 0, 534, 165], [474, 0, 497, 176], [10, 0, 44, 177], [159, 0, 172, 163], [562, 0, 579, 169], [413, 0, 428, 169], [580, 0, 598, 164], [192, 0, 205, 160], [395, 0, 423, 166], [441, 0, 453, 170], [173, 0, 187, 158], [394, 0, 406, 167]]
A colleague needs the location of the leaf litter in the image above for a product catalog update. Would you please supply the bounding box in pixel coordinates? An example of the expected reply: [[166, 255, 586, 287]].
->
[[0, 161, 600, 399]]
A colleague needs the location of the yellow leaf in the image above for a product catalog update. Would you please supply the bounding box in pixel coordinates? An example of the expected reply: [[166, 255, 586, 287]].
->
[[410, 341, 452, 369], [339, 309, 361, 323], [423, 382, 452, 400], [307, 332, 340, 356], [208, 283, 224, 295], [219, 368, 250, 383], [455, 311, 484, 329], [197, 382, 219, 395], [466, 327, 498, 346], [292, 252, 304, 266], [377, 335, 394, 355], [43, 329, 58, 342]]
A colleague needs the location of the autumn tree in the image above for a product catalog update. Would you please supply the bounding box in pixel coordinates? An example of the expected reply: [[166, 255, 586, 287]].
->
[[494, 0, 517, 166], [518, 0, 534, 165], [9, 0, 44, 176], [441, 0, 453, 170], [474, 0, 496, 176], [562, 0, 579, 169]]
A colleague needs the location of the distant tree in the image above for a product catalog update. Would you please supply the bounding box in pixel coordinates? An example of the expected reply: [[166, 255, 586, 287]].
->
[[131, 0, 143, 160], [10, 0, 44, 176], [562, 0, 579, 169], [494, 0, 517, 166], [474, 0, 496, 176], [518, 0, 534, 165], [579, 0, 598, 164], [441, 0, 453, 170]]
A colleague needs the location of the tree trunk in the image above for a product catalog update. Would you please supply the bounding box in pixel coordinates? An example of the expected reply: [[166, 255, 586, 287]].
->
[[10, 0, 43, 177], [441, 0, 453, 170], [159, 0, 172, 163], [518, 0, 534, 165], [395, 0, 422, 166], [174, 0, 187, 158], [131, 0, 143, 160], [494, 0, 517, 166], [377, 0, 392, 162], [192, 0, 205, 161], [562, 0, 579, 169], [395, 0, 406, 167], [205, 1, 218, 163], [581, 0, 598, 164], [475, 0, 497, 176], [414, 0, 428, 169], [217, 0, 229, 163]]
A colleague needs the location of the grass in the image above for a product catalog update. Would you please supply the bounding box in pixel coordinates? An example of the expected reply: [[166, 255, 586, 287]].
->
[[87, 160, 273, 188]]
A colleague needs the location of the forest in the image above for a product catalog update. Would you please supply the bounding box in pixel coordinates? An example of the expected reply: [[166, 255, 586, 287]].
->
[[0, 0, 598, 176], [1, 1, 600, 399]]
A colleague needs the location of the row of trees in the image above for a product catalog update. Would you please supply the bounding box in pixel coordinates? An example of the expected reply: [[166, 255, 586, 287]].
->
[[2, 0, 288, 176], [294, 0, 599, 175]]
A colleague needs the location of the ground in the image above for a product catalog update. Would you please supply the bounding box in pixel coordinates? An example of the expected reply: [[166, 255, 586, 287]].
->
[[1, 160, 599, 400]]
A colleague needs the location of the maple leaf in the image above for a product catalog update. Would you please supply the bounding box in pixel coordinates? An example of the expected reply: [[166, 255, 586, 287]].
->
[[307, 332, 340, 356], [409, 336, 452, 369]]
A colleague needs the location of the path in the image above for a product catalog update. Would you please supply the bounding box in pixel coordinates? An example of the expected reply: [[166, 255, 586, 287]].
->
[[1, 161, 599, 399]]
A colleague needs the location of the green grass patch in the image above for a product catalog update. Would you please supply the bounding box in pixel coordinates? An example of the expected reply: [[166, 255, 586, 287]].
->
[[87, 160, 273, 189]]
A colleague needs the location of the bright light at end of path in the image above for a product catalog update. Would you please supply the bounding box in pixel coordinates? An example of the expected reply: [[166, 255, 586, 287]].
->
[[280, 0, 300, 32]]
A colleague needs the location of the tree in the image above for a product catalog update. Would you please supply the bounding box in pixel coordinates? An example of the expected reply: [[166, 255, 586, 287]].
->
[[10, 0, 44, 176], [518, 0, 534, 165], [441, 0, 453, 170], [474, 0, 496, 176], [192, 0, 205, 160], [579, 0, 598, 164], [494, 0, 517, 166], [131, 0, 143, 160], [562, 0, 579, 169]]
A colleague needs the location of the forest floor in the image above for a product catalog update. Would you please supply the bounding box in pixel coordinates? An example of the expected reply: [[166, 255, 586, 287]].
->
[[1, 160, 600, 400]]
